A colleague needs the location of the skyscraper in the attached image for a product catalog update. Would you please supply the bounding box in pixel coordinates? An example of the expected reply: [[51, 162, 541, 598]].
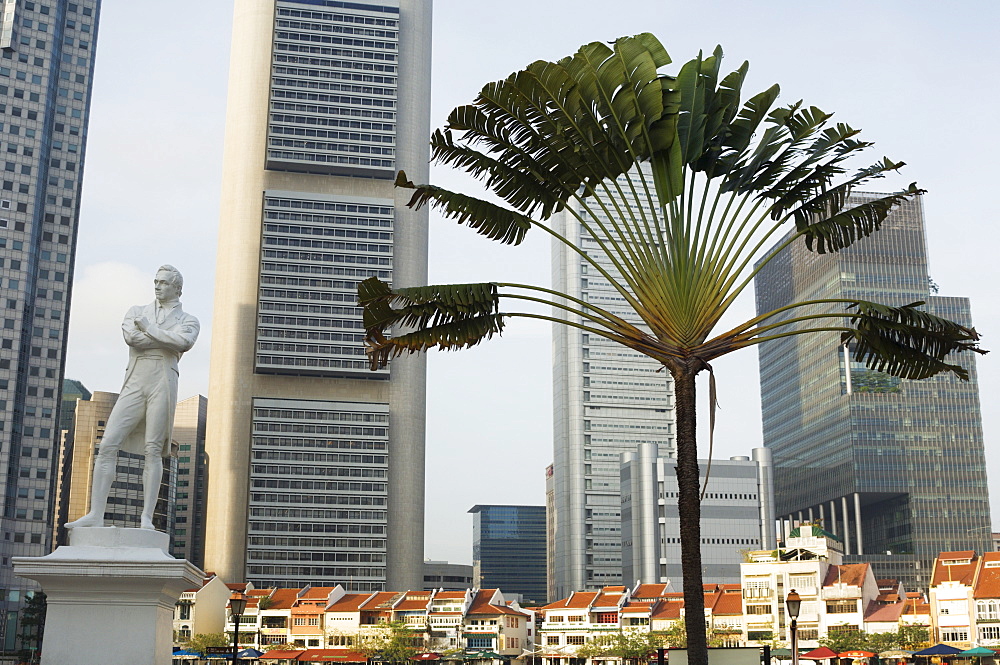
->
[[204, 0, 431, 592], [170, 394, 207, 566], [0, 0, 100, 648], [755, 193, 992, 591], [620, 445, 776, 587], [550, 168, 676, 598], [469, 505, 547, 605]]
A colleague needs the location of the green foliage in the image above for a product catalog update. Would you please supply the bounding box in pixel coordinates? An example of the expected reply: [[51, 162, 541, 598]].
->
[[577, 629, 665, 662], [16, 591, 45, 662], [852, 369, 901, 393], [257, 596, 275, 610], [185, 633, 230, 656], [357, 621, 423, 662], [652, 622, 742, 649], [819, 625, 929, 653]]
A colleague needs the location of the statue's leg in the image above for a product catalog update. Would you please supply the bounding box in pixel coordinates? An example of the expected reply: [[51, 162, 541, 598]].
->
[[140, 444, 162, 530], [65, 385, 145, 529], [140, 370, 171, 530]]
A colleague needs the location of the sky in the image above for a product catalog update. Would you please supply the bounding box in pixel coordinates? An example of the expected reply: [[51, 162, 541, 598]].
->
[[64, 0, 1000, 566]]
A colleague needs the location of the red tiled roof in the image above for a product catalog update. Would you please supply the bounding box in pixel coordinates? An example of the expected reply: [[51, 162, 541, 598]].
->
[[328, 594, 375, 612], [974, 552, 1000, 598], [467, 589, 527, 617], [542, 591, 598, 610], [822, 563, 869, 588], [650, 600, 683, 620], [359, 592, 399, 610], [433, 592, 466, 599], [864, 601, 903, 623], [299, 586, 338, 600], [620, 602, 654, 614], [631, 583, 671, 600], [394, 599, 430, 611], [933, 553, 978, 586], [264, 588, 301, 610], [712, 593, 743, 616]]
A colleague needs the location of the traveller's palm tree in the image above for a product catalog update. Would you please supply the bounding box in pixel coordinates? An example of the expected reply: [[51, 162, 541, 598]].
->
[[358, 34, 983, 665]]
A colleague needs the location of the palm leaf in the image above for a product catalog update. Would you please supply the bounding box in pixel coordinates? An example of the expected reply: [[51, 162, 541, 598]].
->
[[366, 315, 507, 370], [395, 171, 533, 245], [841, 300, 986, 380], [797, 181, 923, 254]]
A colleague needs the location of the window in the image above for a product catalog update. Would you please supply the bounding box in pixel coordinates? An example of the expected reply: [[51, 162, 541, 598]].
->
[[978, 600, 999, 621], [467, 637, 492, 649], [566, 636, 586, 645], [595, 612, 617, 624], [980, 625, 1000, 641], [826, 600, 857, 614], [746, 605, 770, 615], [941, 630, 968, 642]]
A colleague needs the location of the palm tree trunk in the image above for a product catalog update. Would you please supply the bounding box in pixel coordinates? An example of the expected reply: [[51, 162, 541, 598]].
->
[[672, 365, 707, 665]]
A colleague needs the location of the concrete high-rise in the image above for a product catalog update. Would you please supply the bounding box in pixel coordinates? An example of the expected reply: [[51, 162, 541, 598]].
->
[[755, 193, 992, 591], [620, 445, 776, 587], [204, 0, 431, 592], [550, 168, 676, 598], [0, 0, 101, 648], [170, 394, 207, 566], [469, 505, 547, 605]]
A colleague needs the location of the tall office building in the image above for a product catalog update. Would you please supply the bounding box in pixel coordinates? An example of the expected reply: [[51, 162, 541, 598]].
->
[[550, 167, 676, 598], [469, 505, 547, 605], [755, 193, 992, 591], [204, 0, 431, 592], [52, 377, 87, 545], [170, 394, 207, 566], [0, 0, 100, 647], [620, 445, 776, 587]]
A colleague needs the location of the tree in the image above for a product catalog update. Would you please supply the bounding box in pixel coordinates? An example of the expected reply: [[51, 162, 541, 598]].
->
[[185, 632, 229, 656], [358, 34, 984, 665], [16, 591, 45, 664], [357, 622, 422, 662], [819, 625, 930, 654], [577, 629, 664, 664], [263, 642, 300, 652]]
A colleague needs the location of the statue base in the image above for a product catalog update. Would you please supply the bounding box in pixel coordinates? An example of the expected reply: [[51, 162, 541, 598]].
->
[[13, 527, 203, 665]]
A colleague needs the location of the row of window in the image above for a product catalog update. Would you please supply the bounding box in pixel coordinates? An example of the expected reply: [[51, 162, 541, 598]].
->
[[248, 522, 386, 535], [276, 18, 396, 40], [257, 341, 366, 357], [252, 451, 386, 465], [251, 464, 386, 478], [264, 236, 391, 253], [276, 7, 398, 28], [252, 436, 386, 451], [250, 493, 386, 506], [249, 507, 386, 521], [274, 52, 397, 76], [251, 479, 386, 493]]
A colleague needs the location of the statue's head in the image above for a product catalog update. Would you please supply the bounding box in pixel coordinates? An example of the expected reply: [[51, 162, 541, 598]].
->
[[154, 264, 183, 301]]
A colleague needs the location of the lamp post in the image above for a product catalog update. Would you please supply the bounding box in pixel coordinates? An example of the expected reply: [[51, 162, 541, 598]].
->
[[230, 592, 248, 664], [785, 590, 801, 665]]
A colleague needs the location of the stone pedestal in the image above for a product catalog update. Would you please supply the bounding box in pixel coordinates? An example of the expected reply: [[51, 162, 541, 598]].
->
[[12, 527, 203, 665]]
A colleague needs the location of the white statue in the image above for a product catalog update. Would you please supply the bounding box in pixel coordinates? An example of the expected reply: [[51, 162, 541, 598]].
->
[[66, 265, 200, 531]]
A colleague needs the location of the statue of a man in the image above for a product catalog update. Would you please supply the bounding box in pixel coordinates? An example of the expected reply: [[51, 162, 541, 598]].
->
[[66, 265, 200, 530]]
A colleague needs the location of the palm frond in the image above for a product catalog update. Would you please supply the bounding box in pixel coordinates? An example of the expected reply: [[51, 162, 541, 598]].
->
[[797, 180, 924, 253], [395, 171, 532, 245], [842, 300, 985, 380], [366, 315, 507, 371]]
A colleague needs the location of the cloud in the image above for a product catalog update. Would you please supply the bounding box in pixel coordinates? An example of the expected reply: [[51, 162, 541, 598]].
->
[[63, 261, 152, 393]]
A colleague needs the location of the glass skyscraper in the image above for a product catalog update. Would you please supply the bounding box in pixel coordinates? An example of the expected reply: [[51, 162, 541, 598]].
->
[[754, 193, 991, 590], [204, 0, 431, 592], [0, 0, 100, 649], [469, 505, 547, 605]]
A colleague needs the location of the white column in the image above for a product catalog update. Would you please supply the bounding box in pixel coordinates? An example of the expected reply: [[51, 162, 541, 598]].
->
[[841, 496, 852, 555], [854, 493, 864, 555]]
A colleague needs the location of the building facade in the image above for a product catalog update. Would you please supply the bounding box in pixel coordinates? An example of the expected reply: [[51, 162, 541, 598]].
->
[[469, 505, 547, 605], [204, 0, 432, 592], [754, 193, 992, 590], [550, 168, 676, 597], [170, 394, 207, 565], [0, 0, 101, 647], [422, 560, 473, 592], [621, 445, 776, 587]]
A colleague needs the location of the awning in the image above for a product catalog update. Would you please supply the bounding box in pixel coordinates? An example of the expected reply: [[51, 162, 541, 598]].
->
[[801, 647, 838, 660], [412, 655, 441, 661], [913, 645, 962, 656]]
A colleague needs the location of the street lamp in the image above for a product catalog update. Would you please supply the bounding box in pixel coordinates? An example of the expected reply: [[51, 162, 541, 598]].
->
[[786, 590, 801, 665], [230, 592, 248, 664]]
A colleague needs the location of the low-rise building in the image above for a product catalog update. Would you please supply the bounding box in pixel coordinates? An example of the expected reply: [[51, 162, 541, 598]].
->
[[929, 551, 978, 647], [172, 573, 230, 645]]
